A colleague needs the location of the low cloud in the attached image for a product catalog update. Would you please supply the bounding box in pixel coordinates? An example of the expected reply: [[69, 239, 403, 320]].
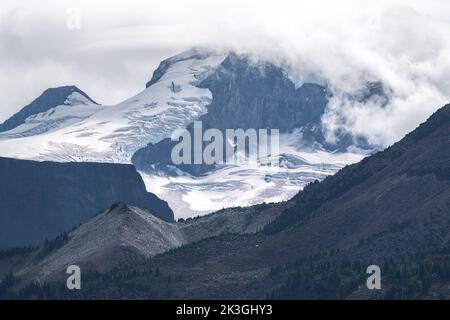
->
[[0, 0, 449, 147]]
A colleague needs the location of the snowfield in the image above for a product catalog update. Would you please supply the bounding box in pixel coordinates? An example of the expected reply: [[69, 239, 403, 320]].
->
[[0, 52, 226, 162], [140, 131, 366, 219]]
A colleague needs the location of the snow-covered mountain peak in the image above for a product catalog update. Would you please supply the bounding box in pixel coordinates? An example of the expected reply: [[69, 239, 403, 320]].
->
[[0, 50, 227, 162], [146, 47, 228, 88], [0, 90, 100, 140], [63, 90, 96, 106], [0, 85, 97, 133], [0, 49, 368, 218], [57, 85, 98, 104]]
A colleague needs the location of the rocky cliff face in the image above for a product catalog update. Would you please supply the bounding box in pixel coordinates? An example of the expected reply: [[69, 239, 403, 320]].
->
[[198, 53, 329, 131], [132, 53, 330, 176], [0, 157, 174, 249]]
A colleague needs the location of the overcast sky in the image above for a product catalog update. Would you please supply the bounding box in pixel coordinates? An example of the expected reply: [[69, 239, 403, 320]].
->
[[1, 0, 450, 146]]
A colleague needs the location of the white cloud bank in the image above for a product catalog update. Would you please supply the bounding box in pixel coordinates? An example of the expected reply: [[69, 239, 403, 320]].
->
[[0, 0, 449, 146]]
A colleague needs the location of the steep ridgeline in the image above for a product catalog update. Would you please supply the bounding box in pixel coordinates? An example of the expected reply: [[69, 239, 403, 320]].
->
[[132, 53, 330, 175], [18, 102, 450, 299], [0, 157, 173, 249], [0, 86, 98, 133], [0, 202, 285, 283], [265, 101, 450, 239], [162, 101, 450, 299]]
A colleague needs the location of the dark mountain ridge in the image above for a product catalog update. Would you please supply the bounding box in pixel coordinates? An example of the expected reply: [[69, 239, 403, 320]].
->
[[265, 102, 450, 234], [19, 102, 450, 299], [0, 202, 285, 287]]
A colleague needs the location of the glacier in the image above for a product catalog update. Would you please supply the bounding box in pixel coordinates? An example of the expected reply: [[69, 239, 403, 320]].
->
[[139, 130, 365, 219], [0, 49, 367, 218]]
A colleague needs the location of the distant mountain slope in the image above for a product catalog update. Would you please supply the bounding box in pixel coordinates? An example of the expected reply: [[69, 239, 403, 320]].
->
[[0, 86, 97, 133], [12, 102, 450, 299], [0, 157, 173, 249]]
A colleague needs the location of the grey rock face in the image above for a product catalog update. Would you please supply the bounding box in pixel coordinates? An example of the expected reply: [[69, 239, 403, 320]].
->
[[198, 53, 329, 131], [132, 53, 330, 175]]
